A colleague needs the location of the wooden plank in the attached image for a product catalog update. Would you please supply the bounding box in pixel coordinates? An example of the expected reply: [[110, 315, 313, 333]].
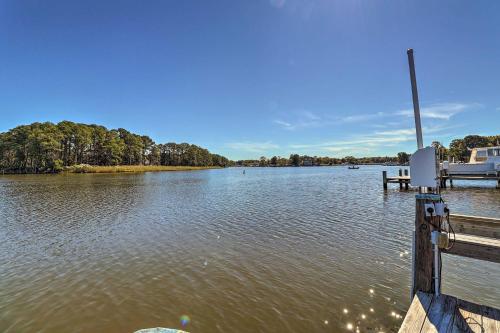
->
[[443, 234, 500, 264], [446, 174, 499, 180], [399, 293, 500, 333], [399, 292, 434, 333], [413, 197, 438, 296], [439, 295, 458, 333], [451, 298, 485, 333], [420, 294, 457, 333], [450, 214, 500, 239], [481, 303, 500, 333], [387, 176, 411, 181]]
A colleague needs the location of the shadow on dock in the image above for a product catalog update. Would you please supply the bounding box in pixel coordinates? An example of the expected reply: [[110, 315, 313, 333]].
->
[[399, 292, 500, 333]]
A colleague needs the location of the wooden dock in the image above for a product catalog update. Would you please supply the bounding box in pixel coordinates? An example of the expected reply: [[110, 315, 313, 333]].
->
[[441, 174, 500, 189], [399, 292, 500, 333], [399, 198, 500, 333], [382, 170, 500, 189], [383, 169, 411, 190]]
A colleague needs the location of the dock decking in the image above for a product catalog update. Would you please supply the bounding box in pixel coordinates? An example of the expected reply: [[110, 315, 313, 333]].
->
[[382, 170, 500, 189], [399, 292, 500, 333], [400, 208, 500, 333]]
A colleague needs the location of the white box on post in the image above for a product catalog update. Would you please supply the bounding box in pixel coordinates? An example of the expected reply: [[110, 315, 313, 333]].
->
[[410, 146, 438, 188]]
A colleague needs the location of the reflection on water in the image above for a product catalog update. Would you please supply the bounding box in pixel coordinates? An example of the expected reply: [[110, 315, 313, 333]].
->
[[0, 166, 499, 332]]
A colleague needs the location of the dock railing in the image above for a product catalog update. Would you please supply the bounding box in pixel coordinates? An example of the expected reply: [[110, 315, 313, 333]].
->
[[399, 198, 500, 332], [443, 214, 500, 264], [413, 203, 500, 297]]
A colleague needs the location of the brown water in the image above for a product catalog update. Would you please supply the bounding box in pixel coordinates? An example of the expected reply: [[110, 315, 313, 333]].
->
[[1, 166, 499, 333]]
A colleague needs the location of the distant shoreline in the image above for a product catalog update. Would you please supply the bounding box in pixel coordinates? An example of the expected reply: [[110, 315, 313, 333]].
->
[[1, 165, 222, 175], [233, 163, 405, 167]]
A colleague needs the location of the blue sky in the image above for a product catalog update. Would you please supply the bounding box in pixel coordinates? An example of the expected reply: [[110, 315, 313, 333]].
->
[[0, 0, 499, 160]]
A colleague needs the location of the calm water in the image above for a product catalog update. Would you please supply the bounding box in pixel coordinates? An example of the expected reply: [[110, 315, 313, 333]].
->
[[1, 166, 499, 333]]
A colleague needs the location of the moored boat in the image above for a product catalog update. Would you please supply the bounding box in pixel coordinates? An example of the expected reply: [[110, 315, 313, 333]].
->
[[442, 146, 500, 175]]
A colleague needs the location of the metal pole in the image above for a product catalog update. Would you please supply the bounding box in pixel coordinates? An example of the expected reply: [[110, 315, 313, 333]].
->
[[407, 49, 423, 150]]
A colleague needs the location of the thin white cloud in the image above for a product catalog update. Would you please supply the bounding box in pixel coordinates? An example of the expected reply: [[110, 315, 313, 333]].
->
[[374, 128, 415, 136], [273, 120, 294, 129], [396, 102, 480, 120], [337, 112, 386, 123], [274, 110, 323, 130], [288, 124, 459, 157], [302, 110, 320, 120], [274, 102, 479, 132], [323, 146, 374, 154], [226, 141, 279, 153]]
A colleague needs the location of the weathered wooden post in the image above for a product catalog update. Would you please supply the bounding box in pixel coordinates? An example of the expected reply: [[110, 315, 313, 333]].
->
[[439, 170, 446, 188], [383, 171, 388, 190], [399, 169, 403, 190], [404, 169, 409, 190], [412, 194, 439, 296]]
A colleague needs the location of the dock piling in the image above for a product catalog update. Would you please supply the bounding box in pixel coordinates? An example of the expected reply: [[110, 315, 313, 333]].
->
[[404, 169, 409, 190], [412, 196, 439, 297], [399, 169, 403, 190], [383, 171, 388, 190]]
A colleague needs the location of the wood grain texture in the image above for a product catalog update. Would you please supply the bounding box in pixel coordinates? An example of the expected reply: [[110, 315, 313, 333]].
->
[[413, 198, 437, 296], [443, 234, 500, 264], [450, 214, 500, 239], [399, 293, 500, 333], [399, 292, 433, 333]]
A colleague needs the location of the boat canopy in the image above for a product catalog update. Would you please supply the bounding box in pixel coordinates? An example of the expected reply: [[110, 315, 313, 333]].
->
[[470, 146, 500, 163]]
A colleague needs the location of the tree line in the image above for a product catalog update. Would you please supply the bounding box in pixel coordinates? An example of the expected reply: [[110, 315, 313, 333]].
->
[[433, 135, 500, 162], [235, 134, 499, 167], [0, 121, 231, 173], [236, 155, 402, 167]]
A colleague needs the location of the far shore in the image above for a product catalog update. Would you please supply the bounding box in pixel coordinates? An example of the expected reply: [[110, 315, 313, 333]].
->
[[65, 165, 222, 173], [1, 165, 222, 175]]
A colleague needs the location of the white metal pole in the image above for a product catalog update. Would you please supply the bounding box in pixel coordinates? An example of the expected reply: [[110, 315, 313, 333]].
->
[[434, 243, 440, 296], [407, 49, 424, 150]]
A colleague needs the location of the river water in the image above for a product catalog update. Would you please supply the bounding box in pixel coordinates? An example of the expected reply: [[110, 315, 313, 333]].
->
[[1, 166, 499, 333]]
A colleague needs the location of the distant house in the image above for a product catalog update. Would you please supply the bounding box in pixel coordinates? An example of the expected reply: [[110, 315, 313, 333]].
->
[[303, 158, 313, 166]]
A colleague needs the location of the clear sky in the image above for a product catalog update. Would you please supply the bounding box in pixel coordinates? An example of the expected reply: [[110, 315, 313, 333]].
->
[[1, 0, 499, 160]]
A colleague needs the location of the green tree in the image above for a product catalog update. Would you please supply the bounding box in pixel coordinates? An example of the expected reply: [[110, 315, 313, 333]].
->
[[463, 135, 489, 149], [397, 152, 410, 165], [449, 139, 468, 162]]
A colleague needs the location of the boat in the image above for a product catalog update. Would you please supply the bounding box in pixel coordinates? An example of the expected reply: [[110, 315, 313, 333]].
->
[[135, 329, 188, 333], [442, 146, 500, 175], [348, 165, 360, 169]]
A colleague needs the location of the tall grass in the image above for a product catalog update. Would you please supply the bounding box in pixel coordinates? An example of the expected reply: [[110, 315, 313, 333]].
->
[[65, 164, 220, 173]]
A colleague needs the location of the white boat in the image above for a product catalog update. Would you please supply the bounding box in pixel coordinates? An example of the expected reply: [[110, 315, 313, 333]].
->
[[442, 146, 500, 176]]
